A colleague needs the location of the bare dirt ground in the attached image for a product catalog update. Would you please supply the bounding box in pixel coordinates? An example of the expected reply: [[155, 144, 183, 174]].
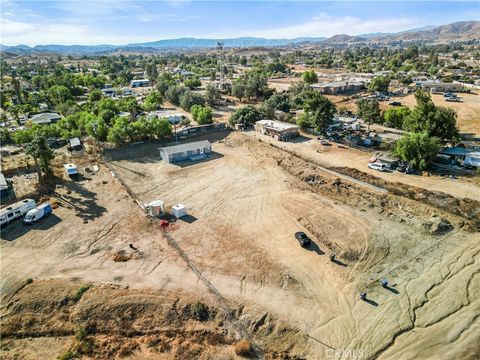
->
[[1, 132, 479, 359]]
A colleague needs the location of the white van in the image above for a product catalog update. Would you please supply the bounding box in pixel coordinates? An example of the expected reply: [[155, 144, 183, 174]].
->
[[0, 199, 36, 226]]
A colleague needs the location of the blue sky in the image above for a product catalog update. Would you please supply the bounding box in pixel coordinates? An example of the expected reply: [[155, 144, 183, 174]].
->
[[1, 1, 478, 45]]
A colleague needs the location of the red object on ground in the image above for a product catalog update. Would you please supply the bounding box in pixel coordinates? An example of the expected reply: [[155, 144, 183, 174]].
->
[[159, 220, 169, 231]]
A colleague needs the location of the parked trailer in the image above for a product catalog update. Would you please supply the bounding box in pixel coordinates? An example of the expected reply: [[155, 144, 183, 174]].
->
[[0, 199, 36, 226], [23, 203, 53, 225], [64, 163, 78, 177]]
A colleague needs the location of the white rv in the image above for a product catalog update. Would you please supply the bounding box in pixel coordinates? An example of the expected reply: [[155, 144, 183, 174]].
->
[[0, 199, 36, 226]]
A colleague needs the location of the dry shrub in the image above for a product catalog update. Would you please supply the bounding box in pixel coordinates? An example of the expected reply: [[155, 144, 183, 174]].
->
[[113, 250, 131, 262], [50, 199, 60, 209], [234, 339, 253, 357]]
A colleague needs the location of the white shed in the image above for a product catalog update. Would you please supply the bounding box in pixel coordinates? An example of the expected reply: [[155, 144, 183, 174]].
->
[[172, 204, 187, 218]]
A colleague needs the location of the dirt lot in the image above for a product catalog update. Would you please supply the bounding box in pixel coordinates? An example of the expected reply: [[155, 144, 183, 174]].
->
[[1, 132, 479, 359]]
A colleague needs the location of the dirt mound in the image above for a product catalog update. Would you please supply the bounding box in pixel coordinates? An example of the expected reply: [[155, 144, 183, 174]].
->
[[422, 216, 453, 235], [113, 250, 131, 262], [0, 279, 305, 359], [331, 167, 480, 231]]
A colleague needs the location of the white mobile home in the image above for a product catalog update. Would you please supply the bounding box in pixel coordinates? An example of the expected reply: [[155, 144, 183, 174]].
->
[[130, 79, 150, 88], [159, 141, 212, 164]]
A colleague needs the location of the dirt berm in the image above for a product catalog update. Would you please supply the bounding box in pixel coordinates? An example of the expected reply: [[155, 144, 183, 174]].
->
[[330, 166, 480, 231], [0, 279, 307, 360]]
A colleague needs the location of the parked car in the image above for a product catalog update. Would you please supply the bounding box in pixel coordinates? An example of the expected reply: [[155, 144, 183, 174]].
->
[[445, 97, 461, 102], [444, 92, 455, 98], [396, 164, 415, 174], [368, 162, 388, 172], [294, 232, 311, 247], [389, 101, 402, 106], [320, 139, 330, 146]]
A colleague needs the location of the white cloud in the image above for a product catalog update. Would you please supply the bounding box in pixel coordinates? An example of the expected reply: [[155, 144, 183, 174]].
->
[[204, 14, 422, 38], [0, 18, 168, 45]]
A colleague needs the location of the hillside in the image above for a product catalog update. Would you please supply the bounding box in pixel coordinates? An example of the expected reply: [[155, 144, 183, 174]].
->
[[375, 21, 480, 42], [1, 21, 478, 55]]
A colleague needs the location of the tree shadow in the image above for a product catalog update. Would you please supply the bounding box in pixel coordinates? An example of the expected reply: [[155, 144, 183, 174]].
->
[[0, 214, 62, 241], [52, 180, 107, 221]]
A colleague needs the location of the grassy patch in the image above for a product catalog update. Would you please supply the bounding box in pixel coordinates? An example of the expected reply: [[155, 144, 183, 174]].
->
[[72, 285, 91, 302]]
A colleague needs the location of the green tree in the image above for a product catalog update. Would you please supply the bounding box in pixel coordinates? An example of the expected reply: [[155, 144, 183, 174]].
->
[[232, 81, 247, 102], [393, 132, 441, 170], [48, 85, 72, 105], [85, 118, 108, 141], [165, 85, 186, 106], [368, 76, 390, 93], [119, 97, 140, 121], [229, 105, 263, 126], [296, 112, 315, 130], [301, 91, 336, 133], [383, 106, 411, 129], [184, 77, 201, 89], [143, 91, 163, 112], [0, 127, 13, 145], [179, 90, 205, 111], [302, 70, 318, 84], [205, 84, 221, 105], [146, 63, 158, 82], [403, 90, 458, 140], [232, 70, 269, 101], [88, 89, 102, 102], [191, 105, 213, 125], [148, 116, 172, 138], [107, 116, 130, 145], [25, 134, 54, 182], [357, 98, 381, 130]]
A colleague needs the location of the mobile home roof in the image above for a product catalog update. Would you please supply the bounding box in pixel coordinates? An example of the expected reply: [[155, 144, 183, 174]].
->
[[159, 140, 211, 156]]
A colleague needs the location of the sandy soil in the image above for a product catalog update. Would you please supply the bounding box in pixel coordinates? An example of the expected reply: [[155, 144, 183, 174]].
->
[[1, 132, 479, 359]]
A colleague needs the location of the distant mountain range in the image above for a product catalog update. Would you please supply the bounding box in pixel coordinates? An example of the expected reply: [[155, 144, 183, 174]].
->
[[1, 21, 478, 56]]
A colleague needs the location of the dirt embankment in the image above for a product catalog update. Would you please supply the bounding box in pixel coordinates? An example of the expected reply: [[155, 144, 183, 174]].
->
[[330, 166, 480, 231], [0, 279, 306, 360], [231, 135, 477, 238]]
